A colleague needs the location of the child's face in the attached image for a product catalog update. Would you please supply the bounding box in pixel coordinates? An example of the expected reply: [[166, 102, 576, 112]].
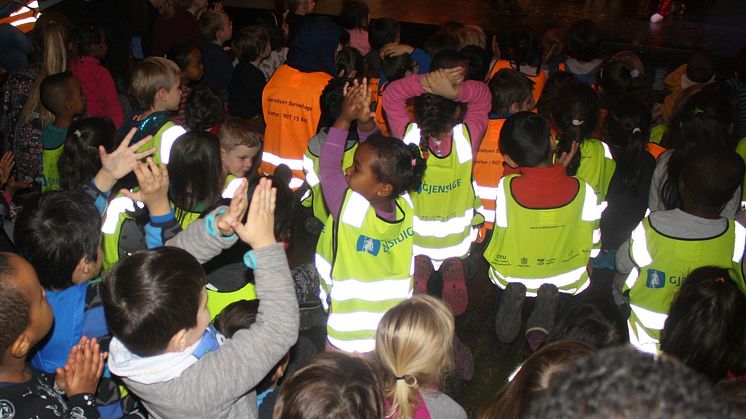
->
[[183, 49, 204, 82], [14, 255, 53, 346], [222, 144, 260, 178], [182, 289, 210, 348], [68, 78, 86, 116], [345, 143, 387, 201], [162, 79, 182, 111], [89, 28, 108, 60]]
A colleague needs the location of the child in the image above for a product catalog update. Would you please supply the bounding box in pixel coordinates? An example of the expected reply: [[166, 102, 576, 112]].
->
[[105, 178, 299, 418], [199, 9, 233, 100], [616, 146, 746, 353], [336, 46, 365, 79], [340, 0, 371, 56], [273, 352, 384, 419], [474, 68, 534, 239], [650, 88, 740, 218], [119, 57, 186, 165], [102, 131, 232, 269], [383, 66, 489, 316], [303, 78, 364, 224], [58, 117, 116, 191], [70, 22, 124, 129], [229, 25, 270, 119], [166, 44, 204, 127], [563, 20, 603, 85], [375, 295, 467, 419], [316, 81, 425, 353], [551, 80, 616, 204], [0, 252, 105, 418], [477, 341, 597, 419], [662, 52, 715, 122], [486, 27, 546, 106], [39, 72, 86, 192], [597, 97, 656, 269], [661, 266, 746, 382], [14, 129, 158, 417], [484, 112, 604, 349], [261, 16, 340, 189], [184, 84, 225, 132], [374, 53, 416, 136], [218, 117, 263, 183]]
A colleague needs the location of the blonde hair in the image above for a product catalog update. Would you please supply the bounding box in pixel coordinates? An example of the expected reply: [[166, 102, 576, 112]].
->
[[19, 20, 68, 128], [198, 10, 226, 43], [130, 57, 180, 110], [455, 25, 486, 49], [375, 295, 454, 419], [217, 117, 263, 150]]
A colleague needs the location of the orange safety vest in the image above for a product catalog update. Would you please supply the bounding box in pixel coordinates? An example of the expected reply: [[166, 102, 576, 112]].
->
[[0, 1, 39, 33], [261, 64, 332, 189], [474, 117, 506, 236], [646, 142, 666, 159], [488, 60, 547, 107]]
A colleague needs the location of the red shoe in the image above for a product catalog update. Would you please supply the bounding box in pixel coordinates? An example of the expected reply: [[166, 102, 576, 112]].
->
[[441, 257, 468, 316], [413, 255, 433, 294]]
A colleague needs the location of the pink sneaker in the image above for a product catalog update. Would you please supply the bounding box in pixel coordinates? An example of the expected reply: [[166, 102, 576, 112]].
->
[[413, 255, 433, 294]]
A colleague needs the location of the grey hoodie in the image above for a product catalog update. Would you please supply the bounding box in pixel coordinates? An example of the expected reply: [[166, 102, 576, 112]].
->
[[108, 244, 299, 419]]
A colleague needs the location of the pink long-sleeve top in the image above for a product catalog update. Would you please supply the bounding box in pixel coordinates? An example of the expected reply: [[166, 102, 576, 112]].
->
[[381, 74, 491, 157], [70, 56, 124, 129]]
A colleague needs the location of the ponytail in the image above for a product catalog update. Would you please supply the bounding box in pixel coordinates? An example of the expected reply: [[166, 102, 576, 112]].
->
[[552, 81, 600, 175], [414, 93, 461, 157], [605, 96, 652, 193], [58, 118, 116, 191]]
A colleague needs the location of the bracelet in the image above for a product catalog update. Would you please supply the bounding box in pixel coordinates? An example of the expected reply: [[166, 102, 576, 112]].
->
[[205, 208, 235, 240], [243, 251, 257, 270]]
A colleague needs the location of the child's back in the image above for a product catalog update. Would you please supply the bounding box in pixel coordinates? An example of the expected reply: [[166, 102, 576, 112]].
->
[[616, 146, 746, 353]]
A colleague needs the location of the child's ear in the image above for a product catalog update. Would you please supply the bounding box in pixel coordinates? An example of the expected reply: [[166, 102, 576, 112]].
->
[[166, 329, 188, 353], [9, 334, 31, 359], [508, 102, 521, 114], [156, 88, 168, 104], [72, 256, 97, 284], [377, 182, 393, 199], [504, 154, 519, 168]]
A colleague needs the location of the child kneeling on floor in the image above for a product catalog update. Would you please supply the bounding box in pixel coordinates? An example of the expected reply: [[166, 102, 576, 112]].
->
[[484, 112, 604, 351]]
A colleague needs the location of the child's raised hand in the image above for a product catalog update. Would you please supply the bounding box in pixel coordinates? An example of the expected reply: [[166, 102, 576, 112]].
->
[[0, 151, 15, 187], [120, 158, 170, 216], [232, 177, 276, 250], [62, 337, 106, 397], [422, 68, 464, 100], [94, 127, 157, 193], [557, 141, 580, 168], [336, 81, 364, 128], [215, 178, 249, 236], [379, 43, 414, 58], [354, 78, 376, 129]]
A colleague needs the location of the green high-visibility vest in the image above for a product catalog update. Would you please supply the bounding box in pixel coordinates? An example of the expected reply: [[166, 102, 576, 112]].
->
[[574, 138, 615, 204], [41, 143, 64, 192], [735, 137, 746, 200], [302, 130, 358, 222], [649, 124, 666, 144], [484, 175, 603, 296], [624, 216, 746, 350], [316, 189, 414, 353], [402, 123, 483, 268], [138, 121, 185, 165], [206, 283, 257, 321]]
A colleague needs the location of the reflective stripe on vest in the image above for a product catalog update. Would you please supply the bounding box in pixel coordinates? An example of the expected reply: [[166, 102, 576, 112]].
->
[[489, 265, 590, 297], [316, 190, 414, 353], [630, 302, 668, 330], [303, 154, 320, 187], [262, 151, 304, 171], [402, 123, 481, 265], [473, 118, 506, 227], [101, 196, 142, 234], [221, 177, 244, 199], [627, 319, 660, 355], [159, 125, 185, 164], [574, 139, 616, 203], [484, 175, 596, 295]]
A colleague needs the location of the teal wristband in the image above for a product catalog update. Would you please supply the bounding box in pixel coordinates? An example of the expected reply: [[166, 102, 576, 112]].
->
[[205, 208, 235, 240], [243, 251, 257, 270]]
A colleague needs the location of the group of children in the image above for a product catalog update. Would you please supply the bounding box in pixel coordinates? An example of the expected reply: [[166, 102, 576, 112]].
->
[[0, 0, 745, 417]]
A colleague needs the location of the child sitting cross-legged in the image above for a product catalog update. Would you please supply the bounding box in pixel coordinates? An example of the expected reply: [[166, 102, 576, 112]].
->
[[104, 177, 299, 418]]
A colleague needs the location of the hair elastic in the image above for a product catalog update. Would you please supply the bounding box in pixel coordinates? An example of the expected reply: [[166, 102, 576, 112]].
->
[[632, 127, 642, 134], [693, 107, 704, 116], [571, 119, 584, 126], [411, 158, 417, 167], [73, 129, 82, 138], [715, 276, 725, 283], [629, 69, 640, 78], [395, 375, 418, 386]]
